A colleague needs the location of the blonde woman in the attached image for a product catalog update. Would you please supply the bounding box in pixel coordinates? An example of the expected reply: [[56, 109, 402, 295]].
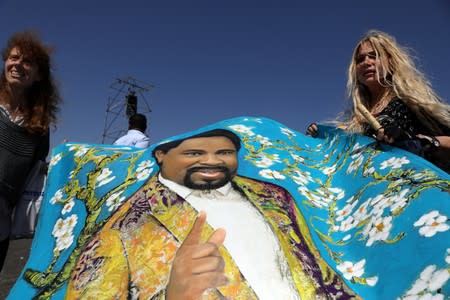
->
[[307, 30, 450, 173]]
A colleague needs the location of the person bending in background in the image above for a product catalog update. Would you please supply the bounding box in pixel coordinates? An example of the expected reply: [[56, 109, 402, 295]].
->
[[0, 31, 61, 271], [113, 113, 150, 148], [307, 30, 450, 173]]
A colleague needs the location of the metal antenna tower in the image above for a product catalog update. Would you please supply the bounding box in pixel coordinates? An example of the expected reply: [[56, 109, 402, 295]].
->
[[101, 76, 154, 144]]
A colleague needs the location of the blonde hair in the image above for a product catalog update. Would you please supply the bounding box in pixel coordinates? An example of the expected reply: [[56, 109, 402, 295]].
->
[[345, 30, 450, 135]]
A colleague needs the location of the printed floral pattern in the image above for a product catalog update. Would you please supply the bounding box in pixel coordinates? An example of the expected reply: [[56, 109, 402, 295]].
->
[[9, 117, 450, 300], [414, 211, 449, 237]]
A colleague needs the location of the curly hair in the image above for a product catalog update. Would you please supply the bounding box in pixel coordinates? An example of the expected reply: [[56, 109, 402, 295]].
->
[[0, 31, 61, 135], [345, 30, 450, 135]]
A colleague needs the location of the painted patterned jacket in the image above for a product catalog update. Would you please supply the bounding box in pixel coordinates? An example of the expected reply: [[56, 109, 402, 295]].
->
[[66, 174, 357, 299]]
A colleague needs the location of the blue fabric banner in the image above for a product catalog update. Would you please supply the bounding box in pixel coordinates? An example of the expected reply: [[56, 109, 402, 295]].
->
[[8, 116, 450, 299]]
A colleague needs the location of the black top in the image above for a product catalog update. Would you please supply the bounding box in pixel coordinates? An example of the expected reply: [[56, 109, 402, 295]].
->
[[363, 98, 449, 172], [0, 110, 49, 205], [364, 98, 438, 138]]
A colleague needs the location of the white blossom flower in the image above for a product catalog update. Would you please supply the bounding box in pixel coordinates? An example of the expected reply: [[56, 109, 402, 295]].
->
[[49, 153, 62, 169], [267, 153, 281, 161], [50, 189, 64, 205], [254, 157, 274, 168], [390, 189, 410, 213], [96, 168, 115, 187], [363, 166, 375, 176], [302, 187, 334, 208], [64, 214, 78, 229], [61, 200, 75, 214], [366, 276, 379, 286], [380, 156, 410, 170], [136, 160, 155, 173], [345, 196, 355, 204], [347, 154, 364, 174], [290, 153, 304, 163], [336, 259, 366, 280], [298, 186, 329, 208], [351, 143, 363, 156], [336, 198, 357, 222], [52, 215, 78, 238], [411, 172, 429, 181], [254, 154, 281, 168], [329, 187, 345, 200], [280, 127, 296, 137], [69, 145, 89, 157], [414, 211, 449, 237], [342, 234, 352, 241], [255, 135, 272, 146], [292, 170, 312, 185], [137, 168, 153, 181], [106, 191, 126, 211], [54, 231, 74, 252], [316, 187, 337, 204], [353, 201, 370, 222], [52, 218, 67, 237], [392, 178, 409, 188], [228, 124, 255, 136], [401, 294, 444, 300], [370, 194, 391, 217], [402, 265, 449, 299], [297, 186, 309, 197], [315, 187, 344, 206], [365, 215, 393, 246], [259, 169, 286, 180], [322, 164, 337, 175], [328, 135, 338, 147], [339, 216, 357, 232]]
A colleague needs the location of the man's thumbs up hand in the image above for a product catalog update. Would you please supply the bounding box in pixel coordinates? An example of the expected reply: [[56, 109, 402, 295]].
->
[[166, 212, 228, 300]]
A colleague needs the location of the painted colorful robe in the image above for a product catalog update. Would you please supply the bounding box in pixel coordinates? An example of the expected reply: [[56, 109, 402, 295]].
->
[[65, 175, 356, 299], [7, 116, 450, 300]]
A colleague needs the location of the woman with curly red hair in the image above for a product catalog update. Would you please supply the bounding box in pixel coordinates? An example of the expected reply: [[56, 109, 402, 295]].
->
[[0, 31, 61, 270]]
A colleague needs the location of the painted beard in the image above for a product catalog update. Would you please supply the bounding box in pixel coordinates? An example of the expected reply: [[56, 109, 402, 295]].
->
[[183, 166, 232, 190]]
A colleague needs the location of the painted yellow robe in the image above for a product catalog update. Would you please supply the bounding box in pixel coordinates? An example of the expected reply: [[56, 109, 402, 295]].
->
[[66, 175, 357, 299]]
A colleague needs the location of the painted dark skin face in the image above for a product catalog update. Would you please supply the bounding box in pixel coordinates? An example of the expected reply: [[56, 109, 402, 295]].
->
[[155, 136, 238, 190]]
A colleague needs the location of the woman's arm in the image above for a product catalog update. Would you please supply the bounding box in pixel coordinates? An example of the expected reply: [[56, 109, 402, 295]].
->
[[436, 136, 450, 150]]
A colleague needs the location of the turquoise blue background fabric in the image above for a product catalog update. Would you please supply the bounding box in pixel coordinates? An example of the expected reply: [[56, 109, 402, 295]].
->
[[8, 116, 450, 299]]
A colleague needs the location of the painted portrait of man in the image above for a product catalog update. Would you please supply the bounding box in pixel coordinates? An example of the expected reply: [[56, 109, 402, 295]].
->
[[66, 129, 355, 299]]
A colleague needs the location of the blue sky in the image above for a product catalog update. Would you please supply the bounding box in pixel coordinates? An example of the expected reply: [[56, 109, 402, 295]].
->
[[1, 0, 449, 151]]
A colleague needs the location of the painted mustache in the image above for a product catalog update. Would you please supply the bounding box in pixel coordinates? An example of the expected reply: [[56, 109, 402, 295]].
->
[[186, 166, 229, 174], [183, 165, 232, 190]]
